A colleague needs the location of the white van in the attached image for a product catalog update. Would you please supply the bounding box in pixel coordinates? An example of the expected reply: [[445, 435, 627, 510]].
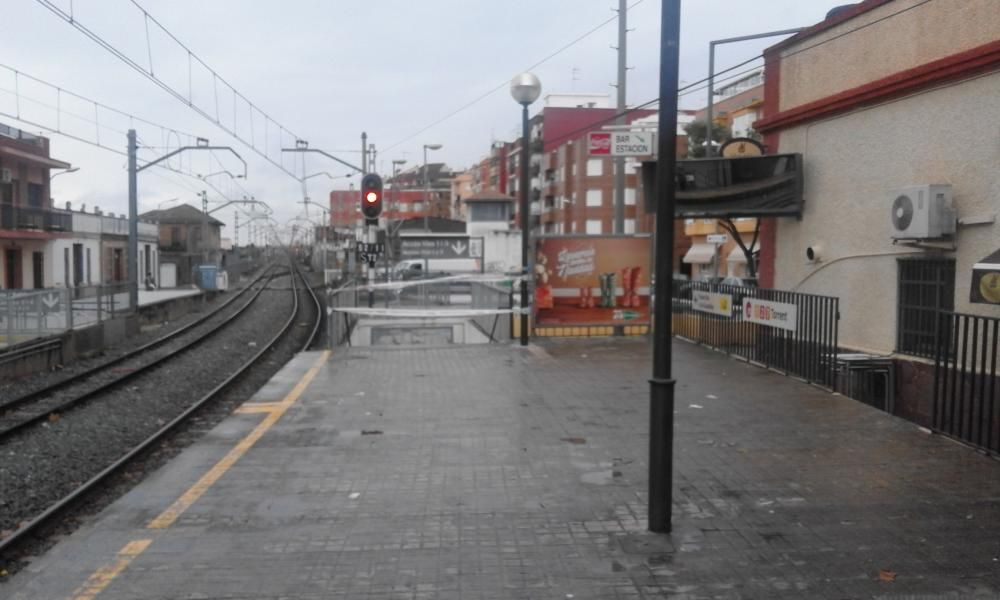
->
[[393, 258, 480, 279]]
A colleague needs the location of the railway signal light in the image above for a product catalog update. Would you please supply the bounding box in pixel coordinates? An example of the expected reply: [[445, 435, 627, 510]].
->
[[360, 173, 383, 220]]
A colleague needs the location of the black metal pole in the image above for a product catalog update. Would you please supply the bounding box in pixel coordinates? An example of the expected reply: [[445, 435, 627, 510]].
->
[[649, 0, 681, 534], [519, 104, 530, 346]]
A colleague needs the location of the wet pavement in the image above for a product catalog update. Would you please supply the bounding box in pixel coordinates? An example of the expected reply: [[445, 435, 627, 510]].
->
[[4, 337, 1000, 599]]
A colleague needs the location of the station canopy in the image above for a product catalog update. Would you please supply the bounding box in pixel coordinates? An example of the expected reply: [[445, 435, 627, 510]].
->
[[641, 154, 803, 219]]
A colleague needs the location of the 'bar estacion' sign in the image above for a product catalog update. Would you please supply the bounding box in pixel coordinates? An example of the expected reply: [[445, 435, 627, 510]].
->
[[588, 132, 654, 157]]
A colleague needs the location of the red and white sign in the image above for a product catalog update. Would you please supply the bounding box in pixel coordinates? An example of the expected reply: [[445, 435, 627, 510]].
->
[[742, 298, 797, 332], [588, 132, 612, 155], [588, 132, 654, 156]]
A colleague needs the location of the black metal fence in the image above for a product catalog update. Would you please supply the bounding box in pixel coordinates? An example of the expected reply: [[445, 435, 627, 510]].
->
[[933, 310, 1000, 453], [671, 281, 840, 388]]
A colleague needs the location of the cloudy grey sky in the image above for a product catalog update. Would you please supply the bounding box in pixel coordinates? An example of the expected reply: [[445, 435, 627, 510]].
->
[[0, 0, 837, 240]]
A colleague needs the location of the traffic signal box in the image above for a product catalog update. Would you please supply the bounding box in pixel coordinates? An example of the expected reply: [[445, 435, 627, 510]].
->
[[360, 173, 383, 224]]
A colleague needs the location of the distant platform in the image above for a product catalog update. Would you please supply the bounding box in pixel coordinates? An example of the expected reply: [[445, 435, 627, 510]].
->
[[138, 287, 203, 307]]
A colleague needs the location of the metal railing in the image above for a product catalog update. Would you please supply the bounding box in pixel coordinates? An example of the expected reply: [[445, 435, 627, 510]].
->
[[470, 281, 513, 342], [328, 278, 360, 347], [933, 310, 1000, 453], [0, 283, 134, 346], [0, 204, 73, 232], [671, 281, 840, 388]]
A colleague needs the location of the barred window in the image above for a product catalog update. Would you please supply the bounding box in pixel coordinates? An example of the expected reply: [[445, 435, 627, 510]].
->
[[896, 258, 954, 358]]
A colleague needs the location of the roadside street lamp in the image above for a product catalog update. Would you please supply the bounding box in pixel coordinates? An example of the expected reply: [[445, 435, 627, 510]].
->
[[157, 197, 181, 210], [50, 166, 79, 182], [422, 144, 442, 231], [510, 72, 541, 347], [199, 170, 243, 180]]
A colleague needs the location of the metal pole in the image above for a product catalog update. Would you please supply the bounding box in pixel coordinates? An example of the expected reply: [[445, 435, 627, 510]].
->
[[361, 132, 368, 174], [704, 29, 803, 159], [613, 0, 627, 234], [649, 0, 681, 534], [423, 146, 430, 232], [127, 129, 139, 311], [706, 42, 715, 157], [519, 104, 530, 346]]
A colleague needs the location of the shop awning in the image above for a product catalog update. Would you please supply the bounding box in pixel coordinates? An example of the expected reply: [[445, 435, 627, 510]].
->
[[726, 245, 762, 263], [971, 249, 1000, 305], [683, 243, 717, 264]]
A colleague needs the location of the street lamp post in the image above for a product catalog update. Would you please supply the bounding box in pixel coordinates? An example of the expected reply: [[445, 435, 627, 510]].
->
[[388, 159, 407, 270], [50, 166, 79, 182], [422, 145, 442, 231], [510, 72, 541, 347], [649, 0, 681, 534]]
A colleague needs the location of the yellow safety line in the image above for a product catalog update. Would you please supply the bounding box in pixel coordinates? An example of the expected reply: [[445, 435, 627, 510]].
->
[[69, 539, 151, 600], [148, 350, 330, 529], [234, 402, 283, 414]]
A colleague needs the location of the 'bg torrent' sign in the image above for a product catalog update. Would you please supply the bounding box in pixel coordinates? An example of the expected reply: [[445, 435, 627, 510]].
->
[[742, 298, 798, 332]]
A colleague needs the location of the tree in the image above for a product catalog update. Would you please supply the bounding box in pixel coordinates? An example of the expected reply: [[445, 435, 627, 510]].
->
[[717, 218, 760, 279], [684, 119, 729, 159]]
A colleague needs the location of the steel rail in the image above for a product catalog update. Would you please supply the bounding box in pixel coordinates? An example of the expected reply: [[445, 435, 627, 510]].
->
[[0, 258, 319, 556], [0, 268, 282, 440], [0, 265, 273, 416]]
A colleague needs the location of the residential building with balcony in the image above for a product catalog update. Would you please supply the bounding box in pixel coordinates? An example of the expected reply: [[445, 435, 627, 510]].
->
[[505, 96, 657, 236], [0, 123, 73, 289], [50, 202, 159, 289], [695, 70, 765, 140]]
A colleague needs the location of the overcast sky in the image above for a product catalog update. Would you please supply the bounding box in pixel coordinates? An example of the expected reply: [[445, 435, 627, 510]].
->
[[0, 0, 838, 241]]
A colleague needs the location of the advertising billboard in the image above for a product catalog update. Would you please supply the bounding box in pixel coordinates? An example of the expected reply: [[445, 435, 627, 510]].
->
[[534, 235, 651, 327]]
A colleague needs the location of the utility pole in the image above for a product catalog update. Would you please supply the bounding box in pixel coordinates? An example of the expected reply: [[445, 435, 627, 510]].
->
[[613, 0, 628, 234], [201, 190, 209, 266], [127, 130, 138, 310], [361, 132, 368, 175], [235, 211, 239, 247]]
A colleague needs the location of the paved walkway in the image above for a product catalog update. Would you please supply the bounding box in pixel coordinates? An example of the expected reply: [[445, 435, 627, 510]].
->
[[5, 338, 1000, 599]]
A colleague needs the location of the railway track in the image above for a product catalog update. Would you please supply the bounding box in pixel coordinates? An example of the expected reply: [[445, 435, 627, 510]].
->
[[0, 258, 321, 557], [0, 265, 279, 440]]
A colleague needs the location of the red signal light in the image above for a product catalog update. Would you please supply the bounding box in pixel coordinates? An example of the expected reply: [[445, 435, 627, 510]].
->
[[360, 173, 383, 219]]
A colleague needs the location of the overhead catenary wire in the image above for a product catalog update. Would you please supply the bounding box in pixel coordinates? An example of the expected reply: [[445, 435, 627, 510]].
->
[[381, 0, 646, 153], [34, 0, 306, 179]]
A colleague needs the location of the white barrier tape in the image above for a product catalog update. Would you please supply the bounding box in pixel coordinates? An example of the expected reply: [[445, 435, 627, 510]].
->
[[334, 273, 523, 294], [333, 307, 517, 318]]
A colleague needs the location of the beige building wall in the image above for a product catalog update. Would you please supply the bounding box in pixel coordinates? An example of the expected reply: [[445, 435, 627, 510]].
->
[[773, 71, 1000, 354], [778, 0, 1000, 111]]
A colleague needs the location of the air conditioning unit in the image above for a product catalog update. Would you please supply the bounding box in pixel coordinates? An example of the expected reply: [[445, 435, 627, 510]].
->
[[0, 168, 12, 183], [889, 184, 956, 240]]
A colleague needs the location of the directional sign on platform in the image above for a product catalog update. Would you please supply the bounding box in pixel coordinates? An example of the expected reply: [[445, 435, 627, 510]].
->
[[399, 236, 483, 260], [41, 292, 62, 313]]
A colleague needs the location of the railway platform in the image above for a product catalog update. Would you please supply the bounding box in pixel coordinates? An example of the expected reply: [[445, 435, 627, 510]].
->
[[5, 338, 1000, 598]]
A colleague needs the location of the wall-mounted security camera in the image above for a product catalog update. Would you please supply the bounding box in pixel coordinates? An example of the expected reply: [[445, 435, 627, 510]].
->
[[805, 246, 821, 263]]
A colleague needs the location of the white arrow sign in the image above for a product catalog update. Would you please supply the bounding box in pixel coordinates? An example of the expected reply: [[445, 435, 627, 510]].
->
[[42, 293, 60, 310], [451, 242, 467, 256]]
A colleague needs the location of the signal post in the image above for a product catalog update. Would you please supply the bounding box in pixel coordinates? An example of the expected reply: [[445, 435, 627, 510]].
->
[[359, 173, 384, 307]]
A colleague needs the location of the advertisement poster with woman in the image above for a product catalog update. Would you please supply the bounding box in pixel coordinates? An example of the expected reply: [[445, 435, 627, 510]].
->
[[534, 235, 652, 327]]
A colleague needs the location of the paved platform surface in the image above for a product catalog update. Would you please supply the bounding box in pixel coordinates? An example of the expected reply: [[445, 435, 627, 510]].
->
[[5, 338, 1000, 599]]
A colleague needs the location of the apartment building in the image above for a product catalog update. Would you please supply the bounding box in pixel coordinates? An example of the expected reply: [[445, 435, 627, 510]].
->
[[0, 123, 72, 289]]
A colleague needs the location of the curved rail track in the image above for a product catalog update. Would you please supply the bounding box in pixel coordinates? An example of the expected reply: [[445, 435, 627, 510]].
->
[[0, 258, 321, 556]]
